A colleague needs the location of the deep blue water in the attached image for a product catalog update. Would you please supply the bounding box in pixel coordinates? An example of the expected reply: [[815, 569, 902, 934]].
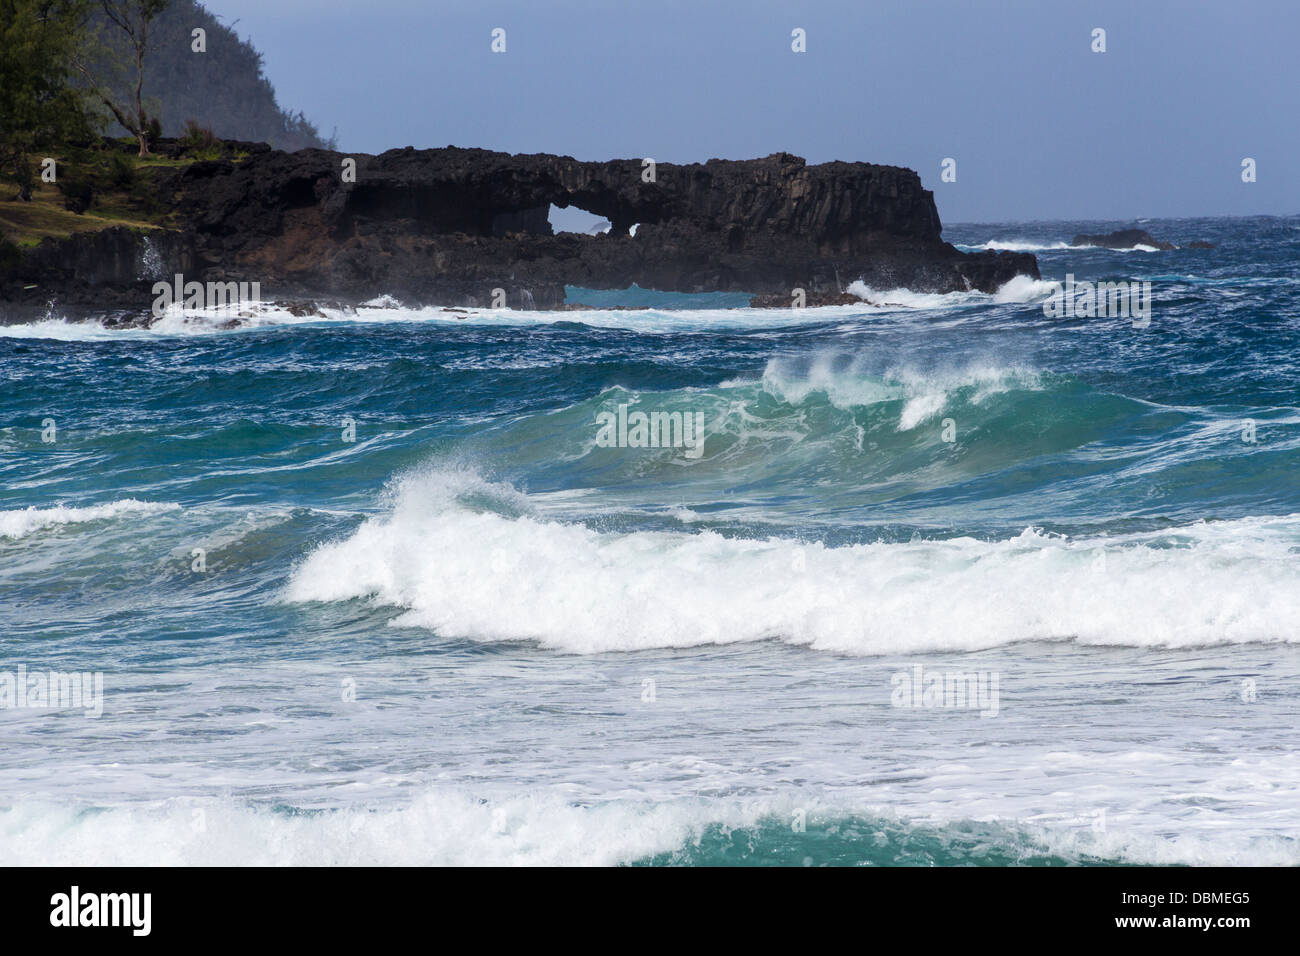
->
[[1, 216, 1298, 865]]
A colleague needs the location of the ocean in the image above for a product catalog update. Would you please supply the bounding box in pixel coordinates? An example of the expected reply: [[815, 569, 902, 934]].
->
[[2, 215, 1297, 866]]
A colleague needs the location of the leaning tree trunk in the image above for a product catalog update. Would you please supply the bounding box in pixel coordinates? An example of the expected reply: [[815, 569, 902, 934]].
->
[[133, 44, 149, 156]]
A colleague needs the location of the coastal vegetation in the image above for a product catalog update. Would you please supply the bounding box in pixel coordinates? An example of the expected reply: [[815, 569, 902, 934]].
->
[[0, 0, 332, 250]]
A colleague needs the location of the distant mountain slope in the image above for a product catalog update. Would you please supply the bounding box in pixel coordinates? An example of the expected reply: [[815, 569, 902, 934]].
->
[[92, 0, 334, 151]]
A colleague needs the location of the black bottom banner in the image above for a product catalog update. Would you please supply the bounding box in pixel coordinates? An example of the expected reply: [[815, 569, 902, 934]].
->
[[0, 865, 1284, 943]]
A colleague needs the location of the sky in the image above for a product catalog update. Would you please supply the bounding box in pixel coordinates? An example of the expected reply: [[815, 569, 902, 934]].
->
[[201, 0, 1298, 223]]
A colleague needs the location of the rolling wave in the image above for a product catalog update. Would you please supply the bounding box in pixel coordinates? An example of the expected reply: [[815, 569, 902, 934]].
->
[[3, 789, 1292, 866], [0, 500, 180, 540], [284, 465, 1300, 654], [451, 354, 1160, 515]]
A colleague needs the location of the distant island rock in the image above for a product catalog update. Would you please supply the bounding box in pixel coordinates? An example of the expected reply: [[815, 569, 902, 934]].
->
[[1070, 229, 1176, 251]]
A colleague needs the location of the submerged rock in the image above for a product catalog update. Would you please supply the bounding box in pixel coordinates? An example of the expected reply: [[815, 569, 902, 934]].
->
[[749, 291, 862, 308]]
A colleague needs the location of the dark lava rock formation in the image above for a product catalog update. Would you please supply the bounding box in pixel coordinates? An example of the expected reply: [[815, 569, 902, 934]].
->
[[1070, 228, 1176, 251], [3, 145, 1039, 317], [749, 291, 863, 308]]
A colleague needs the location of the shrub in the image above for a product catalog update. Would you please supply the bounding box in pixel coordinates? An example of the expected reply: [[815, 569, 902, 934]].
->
[[0, 235, 22, 277], [108, 153, 137, 190], [57, 176, 94, 214], [10, 155, 36, 201], [179, 119, 216, 150]]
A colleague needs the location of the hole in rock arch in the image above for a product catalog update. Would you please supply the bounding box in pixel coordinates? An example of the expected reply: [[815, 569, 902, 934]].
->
[[547, 204, 613, 236]]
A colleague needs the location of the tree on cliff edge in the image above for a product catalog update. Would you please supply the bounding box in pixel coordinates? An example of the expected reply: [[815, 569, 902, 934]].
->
[[82, 0, 335, 151], [70, 0, 169, 157], [122, 1, 336, 150]]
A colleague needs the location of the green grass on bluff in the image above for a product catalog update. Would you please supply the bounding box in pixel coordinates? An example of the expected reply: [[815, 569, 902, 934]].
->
[[0, 140, 243, 249]]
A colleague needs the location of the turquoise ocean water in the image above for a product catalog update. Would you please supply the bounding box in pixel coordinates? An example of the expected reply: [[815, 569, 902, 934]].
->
[[2, 216, 1298, 865]]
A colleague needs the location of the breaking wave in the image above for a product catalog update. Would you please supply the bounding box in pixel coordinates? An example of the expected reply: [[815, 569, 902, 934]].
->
[[284, 463, 1300, 655], [0, 272, 1062, 342], [0, 500, 180, 540], [2, 789, 1293, 866]]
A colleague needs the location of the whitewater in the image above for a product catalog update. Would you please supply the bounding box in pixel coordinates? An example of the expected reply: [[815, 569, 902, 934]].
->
[[2, 215, 1298, 866]]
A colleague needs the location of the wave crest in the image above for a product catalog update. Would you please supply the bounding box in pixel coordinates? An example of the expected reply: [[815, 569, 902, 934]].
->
[[285, 468, 1300, 654], [0, 500, 180, 540]]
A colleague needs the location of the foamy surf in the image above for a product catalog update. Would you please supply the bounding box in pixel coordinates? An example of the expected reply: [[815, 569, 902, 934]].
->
[[0, 273, 1061, 342], [0, 500, 181, 540], [0, 791, 716, 867], [3, 788, 1294, 867], [748, 353, 1044, 428], [956, 240, 1074, 253], [846, 276, 1057, 310], [955, 240, 1165, 253], [0, 318, 130, 342], [0, 301, 878, 339], [5, 215, 1296, 871], [284, 468, 1300, 654]]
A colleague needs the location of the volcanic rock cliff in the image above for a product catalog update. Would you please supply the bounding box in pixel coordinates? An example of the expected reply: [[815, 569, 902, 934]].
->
[[4, 145, 1039, 315]]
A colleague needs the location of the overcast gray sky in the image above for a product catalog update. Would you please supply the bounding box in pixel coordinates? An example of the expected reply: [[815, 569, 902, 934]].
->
[[202, 0, 1298, 223]]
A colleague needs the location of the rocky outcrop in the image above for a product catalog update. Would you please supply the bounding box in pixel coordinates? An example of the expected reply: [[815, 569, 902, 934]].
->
[[0, 226, 198, 320], [749, 291, 863, 308], [4, 145, 1038, 317], [1070, 228, 1175, 251]]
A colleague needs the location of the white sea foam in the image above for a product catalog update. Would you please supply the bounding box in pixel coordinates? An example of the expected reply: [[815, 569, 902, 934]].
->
[[0, 302, 864, 338], [0, 500, 180, 540], [284, 468, 1300, 654], [360, 294, 404, 308], [0, 791, 724, 866], [750, 354, 1043, 428], [897, 392, 948, 430], [956, 240, 1165, 254], [956, 240, 1073, 253], [847, 275, 1058, 309], [846, 280, 984, 310], [990, 273, 1060, 303], [0, 318, 127, 342], [3, 781, 1294, 866], [1, 273, 1061, 341]]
